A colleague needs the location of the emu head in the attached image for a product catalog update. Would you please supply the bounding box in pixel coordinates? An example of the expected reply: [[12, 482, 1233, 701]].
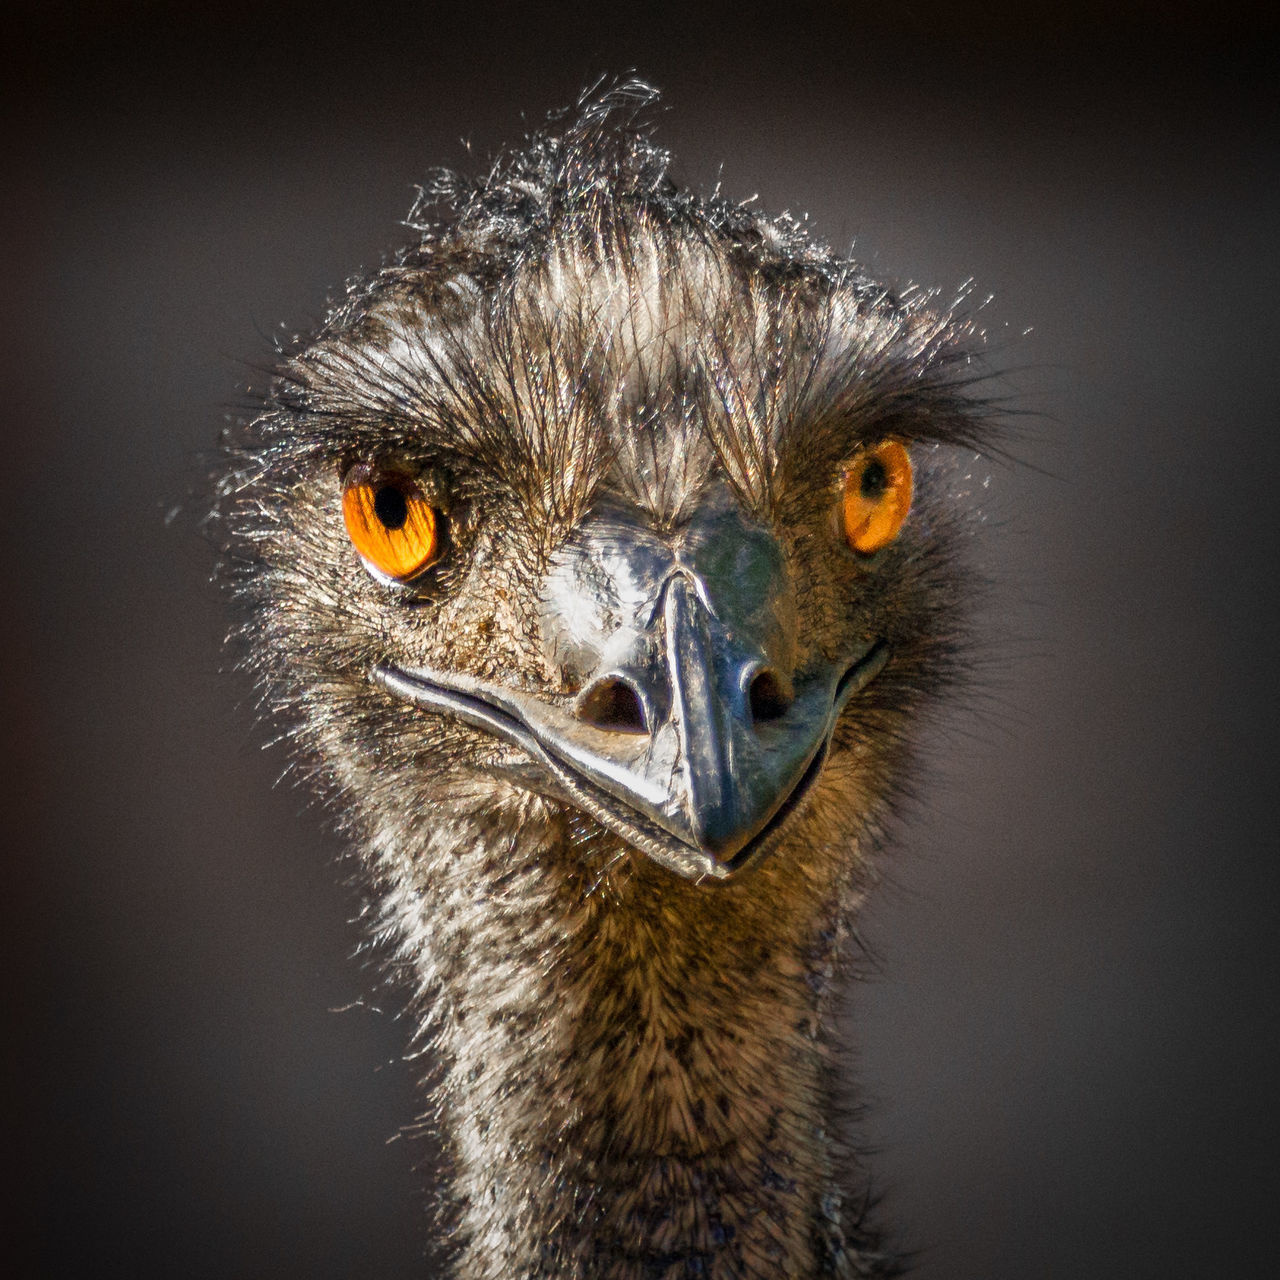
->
[[222, 90, 984, 904]]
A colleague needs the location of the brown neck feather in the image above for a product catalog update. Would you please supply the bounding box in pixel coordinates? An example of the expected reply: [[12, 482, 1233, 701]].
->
[[376, 784, 889, 1279]]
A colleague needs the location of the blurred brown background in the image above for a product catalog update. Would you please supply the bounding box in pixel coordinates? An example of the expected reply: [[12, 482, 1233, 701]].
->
[[7, 3, 1278, 1276]]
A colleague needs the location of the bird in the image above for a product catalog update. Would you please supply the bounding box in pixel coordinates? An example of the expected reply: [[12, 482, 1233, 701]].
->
[[219, 82, 990, 1280]]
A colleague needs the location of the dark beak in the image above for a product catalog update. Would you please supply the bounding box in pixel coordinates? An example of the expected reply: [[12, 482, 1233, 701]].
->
[[374, 488, 886, 882]]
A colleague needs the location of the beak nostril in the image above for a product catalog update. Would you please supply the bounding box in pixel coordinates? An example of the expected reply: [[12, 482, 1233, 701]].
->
[[748, 668, 793, 725], [576, 677, 649, 734]]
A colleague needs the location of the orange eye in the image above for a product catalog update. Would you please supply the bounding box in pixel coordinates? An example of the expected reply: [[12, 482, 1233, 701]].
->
[[342, 466, 442, 582], [842, 440, 913, 554]]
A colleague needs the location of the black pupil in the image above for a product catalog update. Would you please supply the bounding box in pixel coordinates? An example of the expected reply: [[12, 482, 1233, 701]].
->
[[860, 458, 888, 499], [373, 484, 409, 530]]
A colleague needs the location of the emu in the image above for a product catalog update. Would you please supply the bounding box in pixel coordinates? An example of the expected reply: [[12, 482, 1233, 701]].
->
[[220, 85, 990, 1279]]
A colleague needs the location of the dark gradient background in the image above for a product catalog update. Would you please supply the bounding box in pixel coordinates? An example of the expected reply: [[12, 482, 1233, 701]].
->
[[9, 3, 1279, 1277]]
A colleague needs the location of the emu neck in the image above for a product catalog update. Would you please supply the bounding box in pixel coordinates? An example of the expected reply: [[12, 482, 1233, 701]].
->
[[388, 793, 879, 1280]]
